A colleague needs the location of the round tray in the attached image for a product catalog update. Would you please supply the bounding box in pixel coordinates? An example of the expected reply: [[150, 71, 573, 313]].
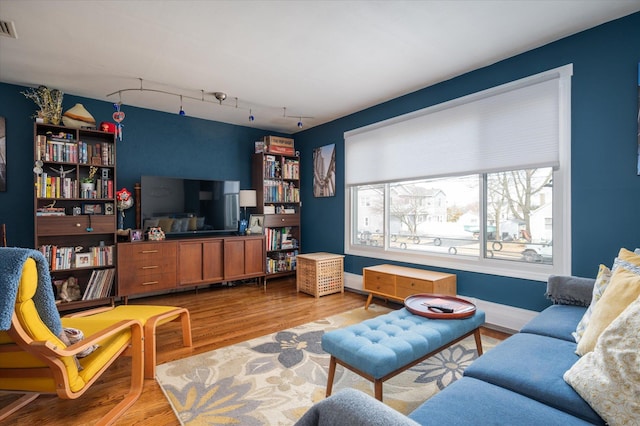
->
[[404, 293, 476, 319]]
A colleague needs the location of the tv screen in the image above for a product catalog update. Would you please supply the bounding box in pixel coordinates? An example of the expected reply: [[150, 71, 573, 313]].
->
[[140, 175, 240, 236]]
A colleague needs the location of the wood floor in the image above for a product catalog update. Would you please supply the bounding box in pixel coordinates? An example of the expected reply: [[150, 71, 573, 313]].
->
[[0, 277, 509, 425]]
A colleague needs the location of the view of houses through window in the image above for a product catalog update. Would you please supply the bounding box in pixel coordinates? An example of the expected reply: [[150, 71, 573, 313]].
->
[[353, 167, 553, 265]]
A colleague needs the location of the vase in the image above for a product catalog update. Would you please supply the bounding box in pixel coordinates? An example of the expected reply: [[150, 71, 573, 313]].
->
[[81, 182, 95, 198], [63, 103, 96, 129]]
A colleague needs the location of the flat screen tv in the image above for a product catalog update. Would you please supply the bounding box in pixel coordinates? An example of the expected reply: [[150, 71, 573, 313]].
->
[[140, 175, 240, 237]]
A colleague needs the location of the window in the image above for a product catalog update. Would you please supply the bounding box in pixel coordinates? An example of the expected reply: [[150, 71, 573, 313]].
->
[[345, 65, 572, 281]]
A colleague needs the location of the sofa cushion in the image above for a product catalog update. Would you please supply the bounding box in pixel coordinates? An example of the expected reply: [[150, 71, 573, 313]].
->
[[463, 333, 604, 424], [564, 295, 640, 425], [520, 304, 586, 342], [572, 264, 611, 343], [576, 267, 640, 355], [408, 377, 594, 426]]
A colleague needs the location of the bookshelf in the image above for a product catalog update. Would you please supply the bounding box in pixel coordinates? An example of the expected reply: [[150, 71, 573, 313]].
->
[[33, 123, 117, 312], [252, 150, 301, 280]]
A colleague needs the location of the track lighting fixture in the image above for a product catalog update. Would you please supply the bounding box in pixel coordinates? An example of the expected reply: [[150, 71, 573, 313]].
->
[[106, 78, 312, 128], [179, 95, 185, 116], [213, 92, 227, 104]]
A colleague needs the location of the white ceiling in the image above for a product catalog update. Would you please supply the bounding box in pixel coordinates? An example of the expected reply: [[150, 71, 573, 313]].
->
[[1, 1, 639, 134]]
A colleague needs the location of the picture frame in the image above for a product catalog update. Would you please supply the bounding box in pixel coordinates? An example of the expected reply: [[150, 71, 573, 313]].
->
[[249, 214, 264, 235], [75, 252, 92, 268], [0, 117, 5, 192], [313, 143, 336, 197], [82, 203, 102, 215], [104, 202, 114, 215], [130, 229, 144, 242]]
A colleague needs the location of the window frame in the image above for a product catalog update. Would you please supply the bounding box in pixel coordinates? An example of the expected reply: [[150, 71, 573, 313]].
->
[[344, 66, 572, 282]]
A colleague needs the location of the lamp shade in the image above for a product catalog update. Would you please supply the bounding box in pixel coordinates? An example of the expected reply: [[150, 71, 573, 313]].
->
[[239, 190, 257, 208]]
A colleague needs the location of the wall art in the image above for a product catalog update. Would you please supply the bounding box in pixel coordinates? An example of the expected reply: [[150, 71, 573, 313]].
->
[[0, 117, 5, 192], [313, 143, 336, 197]]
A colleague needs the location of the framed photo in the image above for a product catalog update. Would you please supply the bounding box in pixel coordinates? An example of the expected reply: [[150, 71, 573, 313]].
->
[[75, 252, 92, 268], [104, 202, 114, 215], [130, 229, 144, 242], [249, 214, 264, 235], [313, 143, 336, 197], [82, 203, 102, 215]]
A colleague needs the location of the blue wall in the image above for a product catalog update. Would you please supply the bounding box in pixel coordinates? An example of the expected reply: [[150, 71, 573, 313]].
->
[[0, 86, 284, 247], [294, 12, 640, 311], [1, 13, 638, 312]]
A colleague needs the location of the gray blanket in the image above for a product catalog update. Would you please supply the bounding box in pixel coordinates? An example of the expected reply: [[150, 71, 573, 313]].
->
[[545, 275, 595, 307]]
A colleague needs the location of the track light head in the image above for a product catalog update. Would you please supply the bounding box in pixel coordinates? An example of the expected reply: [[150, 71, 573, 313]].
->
[[248, 109, 255, 122], [213, 92, 227, 104]]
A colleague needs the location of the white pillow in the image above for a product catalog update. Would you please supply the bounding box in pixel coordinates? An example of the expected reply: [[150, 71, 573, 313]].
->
[[572, 264, 611, 343], [564, 295, 640, 425]]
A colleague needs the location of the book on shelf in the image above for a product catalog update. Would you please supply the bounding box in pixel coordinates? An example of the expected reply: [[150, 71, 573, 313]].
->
[[82, 268, 115, 300]]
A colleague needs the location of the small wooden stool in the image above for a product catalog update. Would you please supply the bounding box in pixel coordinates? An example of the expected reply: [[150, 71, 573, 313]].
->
[[65, 305, 192, 378]]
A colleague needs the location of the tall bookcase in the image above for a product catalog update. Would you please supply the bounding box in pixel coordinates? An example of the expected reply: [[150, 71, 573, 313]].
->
[[33, 123, 117, 312], [252, 152, 300, 279]]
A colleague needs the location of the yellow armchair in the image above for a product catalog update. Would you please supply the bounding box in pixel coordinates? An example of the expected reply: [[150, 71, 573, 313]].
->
[[0, 249, 144, 425]]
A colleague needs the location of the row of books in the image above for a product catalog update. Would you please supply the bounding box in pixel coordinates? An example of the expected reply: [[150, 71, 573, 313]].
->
[[82, 268, 115, 300], [78, 141, 115, 166], [266, 250, 298, 274], [262, 155, 300, 180], [35, 135, 115, 166], [265, 226, 298, 252], [81, 179, 114, 199], [36, 174, 75, 198], [36, 174, 114, 199], [263, 180, 300, 203], [39, 245, 114, 270], [37, 135, 77, 163]]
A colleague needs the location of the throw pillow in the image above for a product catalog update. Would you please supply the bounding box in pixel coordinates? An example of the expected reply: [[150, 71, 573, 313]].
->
[[575, 267, 640, 355], [612, 247, 640, 274], [564, 295, 640, 425], [572, 264, 611, 343]]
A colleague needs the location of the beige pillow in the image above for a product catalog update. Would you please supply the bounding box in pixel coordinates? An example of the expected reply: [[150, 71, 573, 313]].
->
[[564, 295, 640, 425], [575, 267, 640, 355], [572, 264, 611, 343]]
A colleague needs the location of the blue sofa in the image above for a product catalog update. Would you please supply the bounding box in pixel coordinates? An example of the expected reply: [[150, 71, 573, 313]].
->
[[296, 275, 603, 426]]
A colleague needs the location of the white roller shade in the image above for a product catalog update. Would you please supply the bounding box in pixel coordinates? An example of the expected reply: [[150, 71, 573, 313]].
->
[[345, 65, 572, 185]]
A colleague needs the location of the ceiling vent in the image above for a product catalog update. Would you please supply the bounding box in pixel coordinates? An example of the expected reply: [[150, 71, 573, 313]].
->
[[0, 20, 17, 39]]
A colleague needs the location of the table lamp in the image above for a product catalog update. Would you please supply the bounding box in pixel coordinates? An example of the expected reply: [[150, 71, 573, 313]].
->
[[239, 189, 257, 234]]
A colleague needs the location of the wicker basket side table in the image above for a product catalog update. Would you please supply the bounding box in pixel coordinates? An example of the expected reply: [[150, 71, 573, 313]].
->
[[297, 252, 345, 298]]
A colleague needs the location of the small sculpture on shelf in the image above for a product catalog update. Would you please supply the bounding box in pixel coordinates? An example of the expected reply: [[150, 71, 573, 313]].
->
[[116, 187, 133, 230]]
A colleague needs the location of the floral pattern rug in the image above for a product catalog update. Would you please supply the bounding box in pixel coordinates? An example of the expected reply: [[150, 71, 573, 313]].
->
[[156, 305, 498, 425]]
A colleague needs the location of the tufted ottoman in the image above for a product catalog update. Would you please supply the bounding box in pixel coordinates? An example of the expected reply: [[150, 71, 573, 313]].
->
[[322, 307, 485, 401]]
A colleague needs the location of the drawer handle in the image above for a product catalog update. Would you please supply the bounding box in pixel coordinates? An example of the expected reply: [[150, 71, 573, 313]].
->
[[76, 223, 81, 227], [141, 250, 159, 254], [142, 281, 159, 286], [411, 282, 415, 287], [142, 265, 159, 270], [281, 218, 285, 222]]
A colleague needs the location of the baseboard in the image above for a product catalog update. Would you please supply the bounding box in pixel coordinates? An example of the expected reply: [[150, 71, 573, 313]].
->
[[345, 272, 537, 333]]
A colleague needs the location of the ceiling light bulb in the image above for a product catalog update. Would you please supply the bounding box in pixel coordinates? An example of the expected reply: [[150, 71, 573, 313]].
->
[[297, 120, 303, 128], [249, 109, 255, 122]]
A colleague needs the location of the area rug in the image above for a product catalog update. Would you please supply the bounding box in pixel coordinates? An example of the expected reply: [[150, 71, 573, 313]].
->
[[156, 305, 499, 425]]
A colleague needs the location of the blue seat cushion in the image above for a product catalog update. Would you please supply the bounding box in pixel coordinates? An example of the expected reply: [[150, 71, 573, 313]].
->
[[463, 333, 604, 425], [520, 304, 586, 342], [408, 377, 595, 426], [322, 307, 485, 379]]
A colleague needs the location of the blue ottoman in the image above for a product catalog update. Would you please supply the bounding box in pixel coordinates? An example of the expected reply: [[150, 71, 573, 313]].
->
[[322, 307, 485, 401]]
